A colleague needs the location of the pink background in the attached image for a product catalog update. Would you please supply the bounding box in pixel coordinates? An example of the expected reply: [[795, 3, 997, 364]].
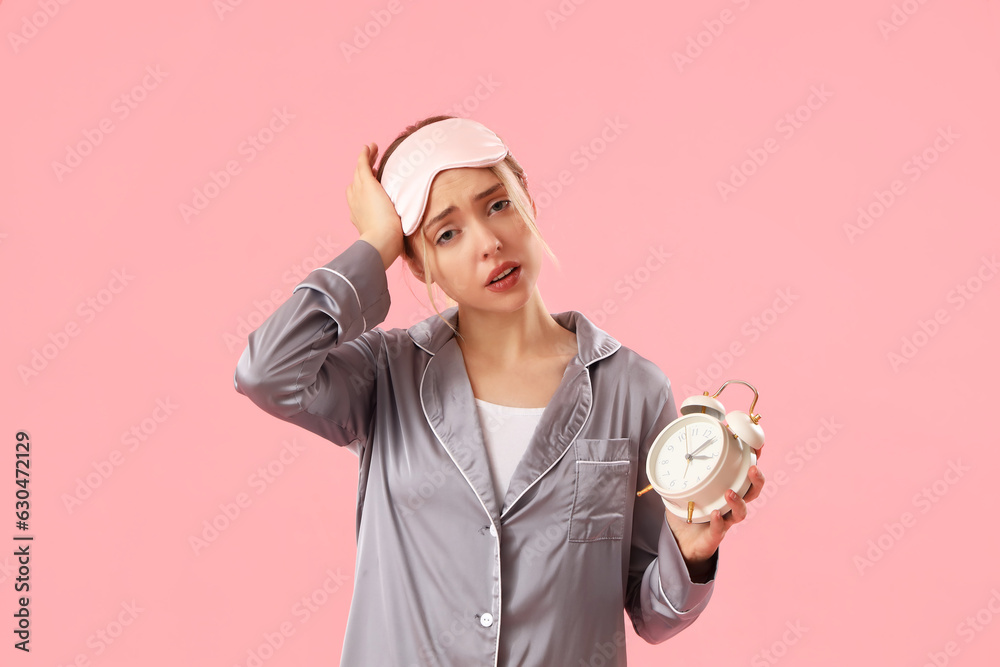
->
[[3, 0, 998, 665]]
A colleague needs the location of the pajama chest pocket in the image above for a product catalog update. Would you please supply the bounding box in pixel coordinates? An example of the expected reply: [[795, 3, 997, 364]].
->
[[568, 438, 632, 543]]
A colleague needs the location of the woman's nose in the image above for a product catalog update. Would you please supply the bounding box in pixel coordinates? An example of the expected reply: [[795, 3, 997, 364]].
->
[[473, 219, 501, 255]]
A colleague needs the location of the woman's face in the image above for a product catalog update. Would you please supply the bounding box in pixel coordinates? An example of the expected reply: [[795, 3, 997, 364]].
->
[[409, 167, 540, 315]]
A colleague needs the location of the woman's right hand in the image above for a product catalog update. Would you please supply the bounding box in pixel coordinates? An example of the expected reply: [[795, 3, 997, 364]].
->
[[347, 142, 404, 269]]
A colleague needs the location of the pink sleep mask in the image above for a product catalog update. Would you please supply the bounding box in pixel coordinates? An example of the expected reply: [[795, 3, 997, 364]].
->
[[379, 118, 510, 236]]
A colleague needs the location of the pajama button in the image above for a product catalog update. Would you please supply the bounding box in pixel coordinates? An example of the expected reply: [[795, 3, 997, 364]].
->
[[480, 613, 494, 627], [489, 524, 497, 537]]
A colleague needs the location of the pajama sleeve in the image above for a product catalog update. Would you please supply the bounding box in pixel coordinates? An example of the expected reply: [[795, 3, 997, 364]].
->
[[233, 238, 391, 454], [625, 378, 718, 643]]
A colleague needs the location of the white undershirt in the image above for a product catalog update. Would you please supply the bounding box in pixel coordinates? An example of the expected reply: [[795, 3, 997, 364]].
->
[[474, 398, 546, 503]]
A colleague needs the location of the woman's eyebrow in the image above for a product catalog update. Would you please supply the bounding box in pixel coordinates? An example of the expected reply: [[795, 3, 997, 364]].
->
[[426, 184, 506, 231]]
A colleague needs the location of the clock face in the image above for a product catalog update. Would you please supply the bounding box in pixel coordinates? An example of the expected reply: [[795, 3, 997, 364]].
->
[[652, 417, 725, 495]]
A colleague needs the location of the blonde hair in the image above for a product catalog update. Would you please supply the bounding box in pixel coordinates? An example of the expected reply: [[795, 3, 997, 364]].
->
[[375, 116, 559, 339]]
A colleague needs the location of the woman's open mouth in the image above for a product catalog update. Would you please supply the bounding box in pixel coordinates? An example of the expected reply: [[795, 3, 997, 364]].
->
[[486, 265, 521, 291]]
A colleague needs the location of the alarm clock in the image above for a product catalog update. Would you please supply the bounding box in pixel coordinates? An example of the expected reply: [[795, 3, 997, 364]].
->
[[638, 380, 765, 523]]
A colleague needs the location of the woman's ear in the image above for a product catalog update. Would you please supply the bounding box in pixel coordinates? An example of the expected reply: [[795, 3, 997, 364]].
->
[[406, 258, 423, 282], [405, 235, 435, 284], [406, 255, 429, 283]]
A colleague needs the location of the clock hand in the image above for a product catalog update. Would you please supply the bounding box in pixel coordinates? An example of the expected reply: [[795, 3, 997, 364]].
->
[[683, 425, 691, 478], [688, 436, 718, 457]]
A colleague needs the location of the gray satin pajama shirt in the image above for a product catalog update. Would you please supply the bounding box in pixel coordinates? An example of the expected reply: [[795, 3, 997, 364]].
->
[[234, 238, 718, 666]]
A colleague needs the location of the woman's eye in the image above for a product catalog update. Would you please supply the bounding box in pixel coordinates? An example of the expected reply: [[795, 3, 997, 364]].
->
[[436, 202, 509, 245]]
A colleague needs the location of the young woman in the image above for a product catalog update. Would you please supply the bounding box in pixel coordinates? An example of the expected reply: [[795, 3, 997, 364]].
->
[[234, 116, 766, 666]]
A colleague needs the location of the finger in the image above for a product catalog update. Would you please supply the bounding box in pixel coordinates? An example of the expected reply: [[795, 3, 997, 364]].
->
[[725, 489, 748, 523], [707, 509, 727, 544], [356, 146, 377, 183], [742, 466, 766, 503], [369, 142, 379, 169], [756, 443, 765, 461], [355, 144, 370, 176]]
